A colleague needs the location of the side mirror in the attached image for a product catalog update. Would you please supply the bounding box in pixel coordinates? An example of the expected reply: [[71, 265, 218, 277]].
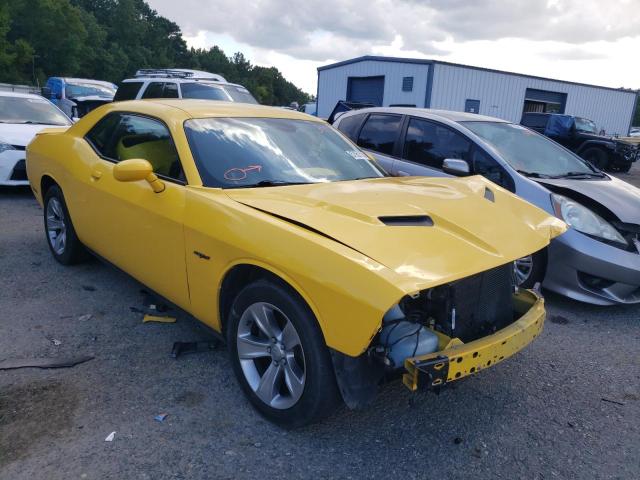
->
[[442, 158, 470, 176], [113, 159, 165, 193]]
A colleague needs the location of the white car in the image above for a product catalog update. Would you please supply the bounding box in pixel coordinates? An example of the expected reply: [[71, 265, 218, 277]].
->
[[113, 69, 259, 104], [0, 91, 72, 186]]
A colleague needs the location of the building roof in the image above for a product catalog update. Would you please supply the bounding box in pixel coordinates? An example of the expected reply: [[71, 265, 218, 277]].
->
[[318, 55, 637, 95]]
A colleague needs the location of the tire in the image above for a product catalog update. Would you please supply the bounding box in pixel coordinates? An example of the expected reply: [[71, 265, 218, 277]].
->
[[43, 185, 87, 265], [613, 163, 632, 173], [581, 147, 609, 170], [226, 279, 341, 427], [514, 248, 547, 290]]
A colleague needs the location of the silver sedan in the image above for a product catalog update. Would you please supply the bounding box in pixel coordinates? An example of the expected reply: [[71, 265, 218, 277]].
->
[[334, 107, 640, 305]]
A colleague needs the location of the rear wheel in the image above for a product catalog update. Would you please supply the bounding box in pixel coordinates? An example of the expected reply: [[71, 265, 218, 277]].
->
[[226, 279, 340, 427], [514, 249, 547, 289], [43, 185, 86, 265], [581, 147, 609, 170]]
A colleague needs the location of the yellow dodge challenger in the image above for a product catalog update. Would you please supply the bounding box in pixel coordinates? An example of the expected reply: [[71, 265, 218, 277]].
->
[[26, 100, 566, 427]]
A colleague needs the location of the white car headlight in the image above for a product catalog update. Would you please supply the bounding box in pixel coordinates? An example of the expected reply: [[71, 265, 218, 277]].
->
[[551, 194, 627, 246], [0, 142, 16, 154]]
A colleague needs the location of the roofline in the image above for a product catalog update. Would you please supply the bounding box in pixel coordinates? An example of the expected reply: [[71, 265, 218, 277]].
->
[[317, 55, 638, 95]]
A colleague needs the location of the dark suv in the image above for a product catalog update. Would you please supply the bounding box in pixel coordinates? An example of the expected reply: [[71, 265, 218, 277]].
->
[[521, 113, 639, 172]]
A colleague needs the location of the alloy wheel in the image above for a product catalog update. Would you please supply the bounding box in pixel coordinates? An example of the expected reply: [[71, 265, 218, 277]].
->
[[236, 302, 306, 409], [513, 255, 533, 285], [46, 197, 67, 255]]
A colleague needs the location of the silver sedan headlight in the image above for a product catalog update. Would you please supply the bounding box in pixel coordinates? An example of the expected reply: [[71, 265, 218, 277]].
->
[[551, 194, 627, 246], [0, 142, 16, 154]]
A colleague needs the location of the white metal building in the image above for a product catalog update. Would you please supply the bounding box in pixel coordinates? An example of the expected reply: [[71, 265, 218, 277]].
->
[[317, 56, 638, 135]]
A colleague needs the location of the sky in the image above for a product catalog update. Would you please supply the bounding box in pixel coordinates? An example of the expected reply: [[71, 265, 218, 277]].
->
[[146, 0, 640, 95]]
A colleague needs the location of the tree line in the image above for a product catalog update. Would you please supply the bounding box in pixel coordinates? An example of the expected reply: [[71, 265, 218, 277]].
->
[[0, 0, 311, 106]]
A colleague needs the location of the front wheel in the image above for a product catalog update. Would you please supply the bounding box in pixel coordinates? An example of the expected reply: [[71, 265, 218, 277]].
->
[[514, 249, 547, 289], [43, 185, 86, 265], [581, 147, 609, 170], [226, 279, 340, 427]]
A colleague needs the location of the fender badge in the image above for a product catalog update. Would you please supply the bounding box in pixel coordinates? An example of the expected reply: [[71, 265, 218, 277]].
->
[[193, 251, 210, 260]]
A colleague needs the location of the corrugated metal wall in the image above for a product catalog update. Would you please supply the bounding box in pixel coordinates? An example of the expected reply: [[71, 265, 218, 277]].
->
[[317, 61, 431, 118], [430, 63, 636, 136]]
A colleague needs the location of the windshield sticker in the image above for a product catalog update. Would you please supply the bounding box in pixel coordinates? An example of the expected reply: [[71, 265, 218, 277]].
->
[[346, 150, 369, 160]]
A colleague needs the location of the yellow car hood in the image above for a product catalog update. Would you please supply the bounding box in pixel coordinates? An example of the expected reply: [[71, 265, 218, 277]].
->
[[225, 176, 566, 289]]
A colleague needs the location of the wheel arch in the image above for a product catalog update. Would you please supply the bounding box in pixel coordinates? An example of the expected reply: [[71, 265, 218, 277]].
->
[[217, 261, 325, 341], [40, 174, 60, 201]]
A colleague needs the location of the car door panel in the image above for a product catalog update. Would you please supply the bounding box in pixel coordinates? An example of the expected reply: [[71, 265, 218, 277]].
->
[[78, 113, 190, 309]]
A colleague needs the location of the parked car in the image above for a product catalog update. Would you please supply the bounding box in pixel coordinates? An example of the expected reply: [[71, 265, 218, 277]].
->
[[43, 77, 117, 118], [334, 107, 640, 305], [113, 69, 258, 104], [520, 112, 639, 172], [26, 100, 563, 426], [630, 127, 640, 138], [0, 91, 71, 186]]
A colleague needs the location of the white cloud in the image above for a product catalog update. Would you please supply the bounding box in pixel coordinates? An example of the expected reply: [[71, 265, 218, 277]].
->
[[147, 0, 640, 94]]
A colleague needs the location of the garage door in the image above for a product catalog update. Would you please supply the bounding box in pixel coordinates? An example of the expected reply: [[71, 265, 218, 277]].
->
[[347, 76, 385, 106]]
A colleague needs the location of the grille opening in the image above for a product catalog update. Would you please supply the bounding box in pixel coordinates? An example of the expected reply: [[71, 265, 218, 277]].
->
[[399, 263, 514, 343], [10, 160, 27, 181], [577, 271, 615, 291], [378, 215, 433, 227]]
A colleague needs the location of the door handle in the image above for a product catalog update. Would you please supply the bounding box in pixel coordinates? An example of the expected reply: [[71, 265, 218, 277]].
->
[[90, 170, 103, 180], [397, 170, 410, 176]]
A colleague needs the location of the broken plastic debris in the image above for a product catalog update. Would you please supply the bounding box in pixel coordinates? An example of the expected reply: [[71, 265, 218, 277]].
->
[[154, 413, 169, 422], [105, 432, 116, 442], [78, 314, 93, 321], [143, 314, 176, 324], [51, 339, 62, 346]]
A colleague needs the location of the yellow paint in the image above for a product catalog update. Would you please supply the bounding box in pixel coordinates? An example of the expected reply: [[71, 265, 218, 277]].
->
[[26, 99, 566, 357], [143, 314, 177, 324]]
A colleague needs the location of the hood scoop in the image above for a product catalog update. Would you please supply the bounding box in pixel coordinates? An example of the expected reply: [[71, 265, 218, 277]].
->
[[378, 215, 434, 227]]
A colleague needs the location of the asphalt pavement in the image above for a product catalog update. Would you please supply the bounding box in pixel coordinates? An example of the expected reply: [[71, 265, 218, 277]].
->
[[1, 170, 639, 479]]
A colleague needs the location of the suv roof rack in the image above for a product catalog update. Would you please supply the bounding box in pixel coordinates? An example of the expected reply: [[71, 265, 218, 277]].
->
[[134, 69, 226, 82]]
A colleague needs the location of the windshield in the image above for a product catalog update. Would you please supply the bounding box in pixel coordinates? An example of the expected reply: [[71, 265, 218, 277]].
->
[[0, 96, 71, 125], [462, 121, 598, 177], [220, 85, 258, 104], [185, 117, 384, 188], [574, 117, 598, 134], [181, 82, 231, 101], [65, 82, 116, 98]]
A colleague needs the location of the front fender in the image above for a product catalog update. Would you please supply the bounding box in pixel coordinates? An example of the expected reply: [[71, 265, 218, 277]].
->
[[184, 188, 406, 357]]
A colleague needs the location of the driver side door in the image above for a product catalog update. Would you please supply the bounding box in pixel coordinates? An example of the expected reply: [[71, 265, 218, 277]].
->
[[80, 112, 190, 310]]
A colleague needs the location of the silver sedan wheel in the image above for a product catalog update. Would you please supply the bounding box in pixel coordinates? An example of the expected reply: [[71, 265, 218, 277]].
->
[[236, 302, 306, 410], [514, 255, 533, 285], [46, 197, 67, 255]]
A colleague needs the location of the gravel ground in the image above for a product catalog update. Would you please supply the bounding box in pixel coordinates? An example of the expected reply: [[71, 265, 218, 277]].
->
[[1, 169, 640, 479]]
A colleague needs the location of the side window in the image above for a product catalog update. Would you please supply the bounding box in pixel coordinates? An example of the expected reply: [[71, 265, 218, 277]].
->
[[113, 82, 143, 101], [357, 114, 402, 156], [403, 118, 471, 170], [162, 83, 179, 98], [336, 114, 365, 142], [85, 113, 122, 156], [112, 115, 183, 181], [142, 82, 165, 99], [472, 148, 515, 192]]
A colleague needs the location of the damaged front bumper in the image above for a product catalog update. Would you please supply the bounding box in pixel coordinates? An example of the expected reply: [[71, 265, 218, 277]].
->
[[403, 289, 544, 391]]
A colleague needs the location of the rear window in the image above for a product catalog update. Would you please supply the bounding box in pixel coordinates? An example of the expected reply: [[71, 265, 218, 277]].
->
[[336, 114, 365, 141], [181, 82, 230, 101], [220, 85, 258, 104], [357, 114, 402, 156], [114, 82, 143, 101]]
